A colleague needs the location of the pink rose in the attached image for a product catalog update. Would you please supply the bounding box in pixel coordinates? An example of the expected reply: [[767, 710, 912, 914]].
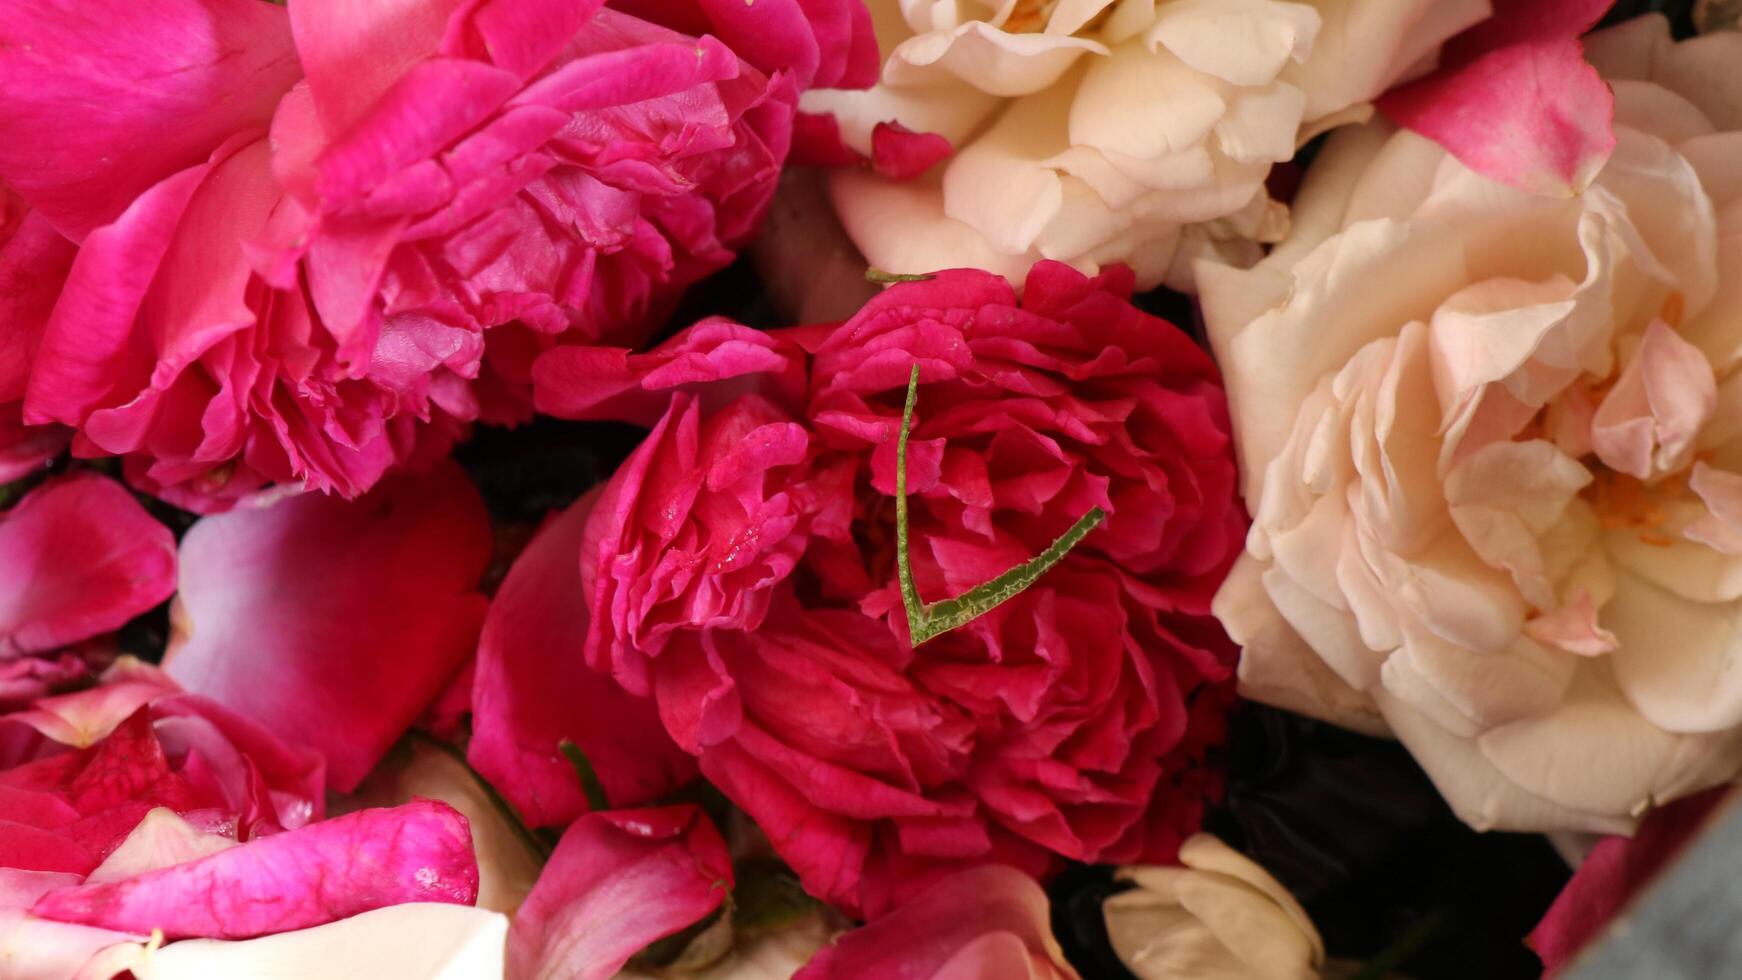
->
[[0, 0, 871, 511], [527, 262, 1245, 915]]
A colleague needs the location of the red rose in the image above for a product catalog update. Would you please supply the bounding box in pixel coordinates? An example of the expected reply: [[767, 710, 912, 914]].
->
[[525, 262, 1245, 915]]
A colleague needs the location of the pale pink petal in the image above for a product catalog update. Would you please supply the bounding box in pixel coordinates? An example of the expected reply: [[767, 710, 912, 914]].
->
[[506, 805, 732, 980], [31, 800, 479, 940], [795, 864, 1078, 979], [469, 493, 696, 828], [0, 475, 176, 657], [1377, 0, 1617, 196], [166, 463, 491, 791], [1592, 320, 1718, 479], [1685, 462, 1742, 555], [8, 681, 173, 749], [1524, 591, 1618, 657], [0, 0, 300, 239], [84, 808, 236, 884]]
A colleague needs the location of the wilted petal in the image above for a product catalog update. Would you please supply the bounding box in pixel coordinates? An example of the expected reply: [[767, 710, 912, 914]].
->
[[166, 464, 491, 791], [31, 800, 479, 939], [0, 475, 176, 657], [506, 805, 732, 980]]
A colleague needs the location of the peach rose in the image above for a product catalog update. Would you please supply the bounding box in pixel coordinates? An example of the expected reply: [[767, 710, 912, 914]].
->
[[804, 0, 1489, 289], [1206, 15, 1742, 835]]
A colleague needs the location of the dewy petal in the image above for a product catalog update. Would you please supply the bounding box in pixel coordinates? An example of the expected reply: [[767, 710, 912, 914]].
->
[[469, 493, 697, 829], [165, 463, 491, 791], [31, 800, 479, 940], [0, 475, 176, 656], [121, 903, 509, 980], [506, 805, 732, 980], [795, 864, 1077, 979], [885, 22, 1107, 97], [0, 0, 300, 239]]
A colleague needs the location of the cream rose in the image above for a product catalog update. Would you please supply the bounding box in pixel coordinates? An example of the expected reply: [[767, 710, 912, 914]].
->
[[803, 0, 1488, 289], [1206, 15, 1742, 835], [1106, 834, 1324, 980]]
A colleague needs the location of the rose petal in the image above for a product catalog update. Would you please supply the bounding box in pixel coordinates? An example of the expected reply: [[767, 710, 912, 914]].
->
[[0, 475, 176, 657], [31, 800, 478, 940], [166, 464, 491, 791], [84, 808, 236, 885], [506, 805, 732, 980], [1376, 0, 1616, 197], [0, 0, 300, 239], [120, 902, 508, 980], [795, 864, 1077, 979], [469, 492, 696, 828], [1530, 787, 1733, 975]]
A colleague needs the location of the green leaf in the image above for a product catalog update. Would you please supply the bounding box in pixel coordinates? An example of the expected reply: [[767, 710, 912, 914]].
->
[[895, 364, 1106, 646], [865, 268, 937, 285], [558, 739, 611, 813]]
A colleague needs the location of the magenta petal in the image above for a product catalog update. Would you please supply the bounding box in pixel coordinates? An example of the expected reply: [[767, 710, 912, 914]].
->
[[871, 122, 952, 181], [29, 799, 478, 940], [1377, 0, 1616, 196], [0, 475, 176, 656], [1531, 787, 1732, 974], [506, 805, 732, 980], [0, 0, 300, 239], [166, 463, 491, 791], [469, 493, 696, 828]]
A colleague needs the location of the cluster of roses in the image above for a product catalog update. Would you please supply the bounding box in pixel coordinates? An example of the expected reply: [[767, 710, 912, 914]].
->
[[1, 0, 1740, 975]]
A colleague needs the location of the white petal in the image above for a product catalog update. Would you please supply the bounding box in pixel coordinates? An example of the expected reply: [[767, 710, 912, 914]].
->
[[800, 80, 1004, 156], [1214, 553, 1390, 735], [886, 22, 1106, 96], [125, 904, 509, 980], [828, 168, 1038, 282], [1070, 41, 1227, 161], [1144, 0, 1320, 88], [1479, 663, 1742, 817], [1373, 689, 1638, 834], [1214, 82, 1308, 164], [1280, 0, 1487, 121], [1607, 567, 1742, 733], [1382, 626, 1575, 734]]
